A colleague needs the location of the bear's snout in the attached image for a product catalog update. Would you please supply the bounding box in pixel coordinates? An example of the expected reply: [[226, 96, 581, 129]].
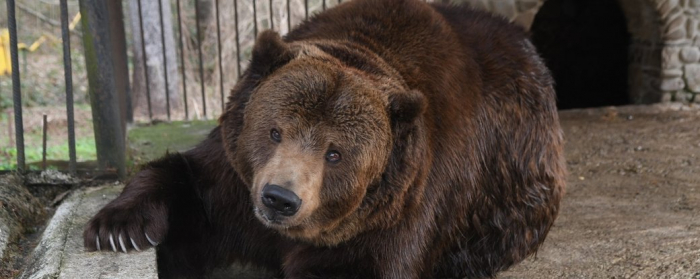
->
[[261, 183, 302, 216], [251, 143, 324, 228]]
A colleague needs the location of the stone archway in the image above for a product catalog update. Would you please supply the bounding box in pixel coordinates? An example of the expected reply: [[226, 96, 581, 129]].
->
[[616, 0, 700, 103], [450, 0, 700, 105]]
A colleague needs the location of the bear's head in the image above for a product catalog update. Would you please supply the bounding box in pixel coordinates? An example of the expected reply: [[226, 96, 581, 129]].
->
[[221, 31, 429, 246]]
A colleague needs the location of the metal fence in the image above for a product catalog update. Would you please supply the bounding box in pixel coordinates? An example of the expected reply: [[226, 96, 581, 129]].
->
[[2, 0, 354, 177], [4, 0, 79, 175], [3, 0, 444, 178]]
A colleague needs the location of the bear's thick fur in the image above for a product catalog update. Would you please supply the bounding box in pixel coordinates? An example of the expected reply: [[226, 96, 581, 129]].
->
[[83, 0, 566, 278]]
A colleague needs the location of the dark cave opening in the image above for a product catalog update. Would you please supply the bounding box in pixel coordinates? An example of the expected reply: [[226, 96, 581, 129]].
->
[[530, 0, 631, 109]]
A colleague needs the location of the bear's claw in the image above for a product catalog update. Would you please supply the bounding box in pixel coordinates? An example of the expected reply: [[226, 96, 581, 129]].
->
[[109, 233, 117, 252], [118, 233, 127, 253], [96, 236, 101, 251], [145, 233, 158, 246], [130, 237, 141, 251]]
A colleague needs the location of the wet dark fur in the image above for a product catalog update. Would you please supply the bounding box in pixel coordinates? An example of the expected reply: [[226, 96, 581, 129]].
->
[[83, 0, 566, 278]]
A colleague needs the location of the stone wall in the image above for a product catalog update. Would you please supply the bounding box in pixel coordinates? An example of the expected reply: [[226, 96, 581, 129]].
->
[[451, 0, 700, 104], [656, 0, 700, 103]]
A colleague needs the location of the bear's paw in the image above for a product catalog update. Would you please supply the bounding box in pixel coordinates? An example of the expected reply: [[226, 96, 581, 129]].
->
[[83, 198, 168, 253]]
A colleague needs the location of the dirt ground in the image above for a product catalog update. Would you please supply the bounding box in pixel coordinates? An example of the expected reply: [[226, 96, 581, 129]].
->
[[502, 104, 700, 278], [3, 104, 699, 278]]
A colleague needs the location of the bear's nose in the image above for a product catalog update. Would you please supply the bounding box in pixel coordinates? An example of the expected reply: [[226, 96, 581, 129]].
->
[[261, 184, 302, 216]]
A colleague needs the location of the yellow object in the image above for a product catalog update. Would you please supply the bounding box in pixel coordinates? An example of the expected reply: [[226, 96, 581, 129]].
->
[[69, 12, 81, 30], [28, 36, 47, 52], [0, 12, 81, 76], [0, 29, 10, 76]]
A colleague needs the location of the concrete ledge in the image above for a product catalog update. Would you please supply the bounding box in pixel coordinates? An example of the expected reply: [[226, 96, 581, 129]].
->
[[20, 184, 158, 279]]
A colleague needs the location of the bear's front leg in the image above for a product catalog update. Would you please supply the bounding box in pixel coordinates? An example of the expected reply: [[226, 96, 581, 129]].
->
[[83, 153, 196, 253]]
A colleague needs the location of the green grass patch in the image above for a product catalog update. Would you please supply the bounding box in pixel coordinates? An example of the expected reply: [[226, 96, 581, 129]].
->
[[0, 136, 96, 170], [1, 119, 217, 172], [127, 120, 217, 167]]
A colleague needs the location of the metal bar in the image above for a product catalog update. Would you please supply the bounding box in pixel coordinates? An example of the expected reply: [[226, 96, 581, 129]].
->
[[305, 0, 308, 20], [157, 0, 171, 121], [136, 0, 153, 120], [234, 0, 241, 78], [60, 0, 77, 174], [194, 0, 207, 118], [269, 0, 274, 30], [79, 0, 126, 178], [6, 0, 25, 172], [216, 0, 224, 112], [323, 0, 326, 10], [176, 0, 188, 120], [42, 114, 47, 170], [287, 0, 290, 32], [253, 0, 258, 37]]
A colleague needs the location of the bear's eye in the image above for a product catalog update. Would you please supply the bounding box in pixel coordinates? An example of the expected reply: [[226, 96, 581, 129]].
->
[[325, 150, 342, 163], [270, 129, 282, 143]]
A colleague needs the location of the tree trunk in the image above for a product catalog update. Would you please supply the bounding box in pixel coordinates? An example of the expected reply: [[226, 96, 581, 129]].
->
[[128, 0, 180, 120]]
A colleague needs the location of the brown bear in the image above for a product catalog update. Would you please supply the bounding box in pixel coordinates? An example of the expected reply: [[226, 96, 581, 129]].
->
[[83, 0, 566, 278]]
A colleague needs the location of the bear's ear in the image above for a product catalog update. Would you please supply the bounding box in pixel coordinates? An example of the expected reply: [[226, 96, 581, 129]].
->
[[249, 30, 295, 78], [388, 90, 427, 124]]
